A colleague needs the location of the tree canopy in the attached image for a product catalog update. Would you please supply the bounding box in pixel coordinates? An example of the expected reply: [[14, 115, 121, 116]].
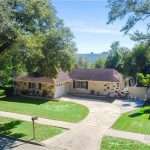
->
[[0, 0, 76, 86], [137, 73, 150, 87], [105, 41, 130, 74], [107, 0, 150, 41]]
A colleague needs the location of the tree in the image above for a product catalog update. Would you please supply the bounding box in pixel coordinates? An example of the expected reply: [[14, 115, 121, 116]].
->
[[76, 57, 91, 69], [34, 29, 76, 77], [105, 41, 130, 74], [94, 58, 105, 69], [137, 73, 150, 101], [107, 0, 150, 41], [0, 0, 76, 85], [0, 0, 56, 54], [130, 42, 150, 75]]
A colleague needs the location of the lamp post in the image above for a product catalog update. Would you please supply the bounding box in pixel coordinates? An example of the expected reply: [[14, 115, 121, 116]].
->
[[31, 116, 38, 139]]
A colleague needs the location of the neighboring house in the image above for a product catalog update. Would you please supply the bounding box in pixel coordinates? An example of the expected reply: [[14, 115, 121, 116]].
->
[[14, 69, 124, 98]]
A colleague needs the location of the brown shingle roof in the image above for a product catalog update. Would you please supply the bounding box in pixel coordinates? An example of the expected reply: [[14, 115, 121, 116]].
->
[[15, 76, 54, 83], [70, 69, 122, 82], [15, 72, 71, 83], [15, 69, 122, 83]]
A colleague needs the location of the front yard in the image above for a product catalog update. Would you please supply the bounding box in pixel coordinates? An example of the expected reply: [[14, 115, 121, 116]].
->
[[0, 116, 64, 141], [112, 106, 150, 135], [0, 96, 89, 122], [101, 136, 150, 150]]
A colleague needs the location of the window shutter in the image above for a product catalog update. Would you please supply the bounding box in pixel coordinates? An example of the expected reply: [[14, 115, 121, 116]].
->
[[86, 81, 88, 89], [73, 80, 75, 88]]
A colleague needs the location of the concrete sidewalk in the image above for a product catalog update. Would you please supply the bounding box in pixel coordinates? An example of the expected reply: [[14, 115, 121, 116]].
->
[[0, 111, 75, 129], [106, 129, 150, 144]]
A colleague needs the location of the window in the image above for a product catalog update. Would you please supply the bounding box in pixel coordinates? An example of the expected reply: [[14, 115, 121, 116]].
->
[[31, 83, 36, 88], [74, 81, 88, 89], [28, 82, 36, 89], [38, 83, 42, 90], [29, 82, 32, 88]]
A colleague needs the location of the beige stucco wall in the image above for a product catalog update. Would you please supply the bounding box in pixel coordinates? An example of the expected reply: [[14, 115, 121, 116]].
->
[[88, 81, 121, 95], [70, 80, 122, 95], [128, 87, 147, 99], [15, 80, 55, 97]]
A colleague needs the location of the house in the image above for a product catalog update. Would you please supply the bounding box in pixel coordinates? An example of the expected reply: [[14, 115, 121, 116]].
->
[[70, 69, 124, 96], [14, 69, 124, 98]]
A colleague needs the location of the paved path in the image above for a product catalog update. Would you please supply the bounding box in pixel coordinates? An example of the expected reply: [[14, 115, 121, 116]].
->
[[42, 97, 121, 150], [106, 128, 150, 144], [0, 111, 74, 129]]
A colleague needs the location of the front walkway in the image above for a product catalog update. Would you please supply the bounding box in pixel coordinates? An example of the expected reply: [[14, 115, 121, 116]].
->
[[105, 128, 150, 144], [42, 97, 121, 150], [0, 111, 74, 129]]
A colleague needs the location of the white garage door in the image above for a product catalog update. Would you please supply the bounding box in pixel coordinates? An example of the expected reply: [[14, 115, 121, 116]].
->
[[55, 85, 68, 98]]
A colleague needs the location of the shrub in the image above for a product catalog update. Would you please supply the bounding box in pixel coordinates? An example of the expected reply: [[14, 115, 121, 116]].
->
[[0, 89, 5, 96]]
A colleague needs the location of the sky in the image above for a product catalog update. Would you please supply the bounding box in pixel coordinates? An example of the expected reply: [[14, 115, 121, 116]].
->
[[53, 0, 139, 53]]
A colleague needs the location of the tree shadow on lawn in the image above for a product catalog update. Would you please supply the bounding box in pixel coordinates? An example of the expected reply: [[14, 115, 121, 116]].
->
[[0, 96, 51, 105], [0, 120, 27, 150], [0, 120, 25, 138], [128, 108, 150, 118]]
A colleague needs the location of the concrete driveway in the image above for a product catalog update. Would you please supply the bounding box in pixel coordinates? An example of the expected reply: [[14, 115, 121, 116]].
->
[[42, 96, 121, 150]]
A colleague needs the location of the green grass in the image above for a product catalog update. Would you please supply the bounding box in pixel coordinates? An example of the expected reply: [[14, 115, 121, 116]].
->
[[112, 106, 150, 134], [101, 136, 150, 150], [0, 116, 64, 141], [0, 96, 89, 122]]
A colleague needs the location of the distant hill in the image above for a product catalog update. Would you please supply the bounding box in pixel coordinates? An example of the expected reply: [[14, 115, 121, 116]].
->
[[77, 52, 108, 64]]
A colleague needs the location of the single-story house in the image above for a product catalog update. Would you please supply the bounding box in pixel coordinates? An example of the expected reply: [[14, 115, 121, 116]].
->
[[14, 69, 124, 98]]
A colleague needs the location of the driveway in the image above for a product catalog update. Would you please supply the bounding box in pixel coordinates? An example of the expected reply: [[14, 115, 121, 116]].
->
[[42, 96, 121, 150]]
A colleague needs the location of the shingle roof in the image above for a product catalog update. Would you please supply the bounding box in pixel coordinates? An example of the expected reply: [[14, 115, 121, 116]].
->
[[70, 69, 122, 82], [15, 76, 54, 83], [15, 71, 71, 83], [15, 69, 122, 83]]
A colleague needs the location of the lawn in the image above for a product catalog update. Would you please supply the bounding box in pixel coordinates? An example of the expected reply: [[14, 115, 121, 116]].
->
[[101, 136, 150, 150], [0, 96, 89, 122], [112, 106, 150, 134], [0, 116, 64, 141]]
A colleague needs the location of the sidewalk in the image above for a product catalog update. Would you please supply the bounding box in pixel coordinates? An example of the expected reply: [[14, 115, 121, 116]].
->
[[106, 128, 150, 144], [0, 111, 75, 129]]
